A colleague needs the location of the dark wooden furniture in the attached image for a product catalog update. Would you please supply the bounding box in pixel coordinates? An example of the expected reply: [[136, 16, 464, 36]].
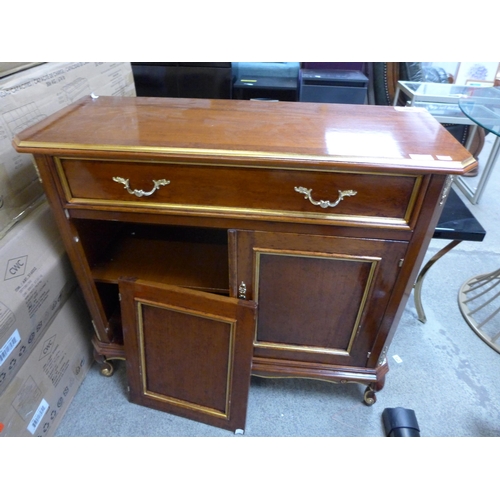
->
[[13, 96, 476, 432], [232, 76, 298, 101], [132, 62, 233, 99], [299, 69, 368, 104]]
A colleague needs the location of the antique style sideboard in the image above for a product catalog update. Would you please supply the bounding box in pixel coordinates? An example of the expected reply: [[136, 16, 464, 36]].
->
[[13, 96, 476, 432]]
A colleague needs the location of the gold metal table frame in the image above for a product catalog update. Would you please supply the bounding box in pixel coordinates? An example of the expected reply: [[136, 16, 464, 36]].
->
[[457, 87, 500, 352], [459, 269, 500, 353]]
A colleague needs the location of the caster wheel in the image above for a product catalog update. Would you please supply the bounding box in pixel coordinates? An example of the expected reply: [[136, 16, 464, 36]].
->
[[363, 387, 377, 406], [100, 360, 114, 377]]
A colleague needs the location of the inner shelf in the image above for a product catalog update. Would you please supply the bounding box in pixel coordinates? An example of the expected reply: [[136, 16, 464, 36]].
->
[[90, 225, 230, 295]]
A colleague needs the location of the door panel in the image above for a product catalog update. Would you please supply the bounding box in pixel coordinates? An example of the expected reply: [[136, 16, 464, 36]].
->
[[230, 230, 408, 367], [119, 278, 256, 432], [256, 251, 375, 352]]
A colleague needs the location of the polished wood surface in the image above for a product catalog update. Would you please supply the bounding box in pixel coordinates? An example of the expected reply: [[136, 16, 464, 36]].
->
[[14, 96, 475, 174], [13, 96, 477, 428]]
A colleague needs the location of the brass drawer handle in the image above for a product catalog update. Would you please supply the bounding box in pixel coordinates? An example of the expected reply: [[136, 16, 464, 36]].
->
[[294, 186, 357, 209], [112, 177, 170, 197]]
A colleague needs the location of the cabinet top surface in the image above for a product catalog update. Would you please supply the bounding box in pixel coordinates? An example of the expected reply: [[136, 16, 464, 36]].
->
[[14, 95, 475, 173]]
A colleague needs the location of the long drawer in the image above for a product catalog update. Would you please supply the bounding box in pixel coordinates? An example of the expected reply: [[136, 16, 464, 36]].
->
[[56, 157, 423, 226]]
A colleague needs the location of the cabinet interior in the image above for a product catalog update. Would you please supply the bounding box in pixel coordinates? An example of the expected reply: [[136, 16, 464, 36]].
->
[[73, 219, 231, 337]]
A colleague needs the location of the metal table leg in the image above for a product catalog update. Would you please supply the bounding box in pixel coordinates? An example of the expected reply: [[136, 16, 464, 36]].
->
[[458, 268, 500, 353], [414, 240, 461, 323]]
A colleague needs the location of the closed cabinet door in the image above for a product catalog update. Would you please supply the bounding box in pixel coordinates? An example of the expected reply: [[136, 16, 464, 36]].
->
[[119, 278, 256, 432], [230, 230, 408, 368]]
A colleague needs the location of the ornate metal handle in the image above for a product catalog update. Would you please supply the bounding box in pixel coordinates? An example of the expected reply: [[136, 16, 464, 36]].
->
[[112, 176, 170, 197], [294, 186, 357, 209]]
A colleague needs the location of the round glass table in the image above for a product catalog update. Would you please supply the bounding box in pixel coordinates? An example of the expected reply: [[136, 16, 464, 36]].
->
[[458, 86, 500, 353]]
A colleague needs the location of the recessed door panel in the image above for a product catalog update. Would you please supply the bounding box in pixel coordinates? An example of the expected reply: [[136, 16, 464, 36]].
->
[[256, 251, 376, 353], [140, 303, 232, 415], [230, 230, 408, 367], [119, 278, 256, 432]]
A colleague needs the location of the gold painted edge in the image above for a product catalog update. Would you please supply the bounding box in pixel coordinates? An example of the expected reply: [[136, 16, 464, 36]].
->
[[136, 298, 236, 420], [255, 341, 351, 357], [346, 260, 378, 353], [55, 158, 74, 203], [17, 139, 475, 171], [57, 155, 440, 176], [403, 175, 423, 223], [68, 198, 411, 227]]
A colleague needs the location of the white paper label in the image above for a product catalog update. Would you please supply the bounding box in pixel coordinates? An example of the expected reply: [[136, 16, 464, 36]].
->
[[0, 329, 21, 366], [409, 154, 434, 161], [27, 398, 49, 434]]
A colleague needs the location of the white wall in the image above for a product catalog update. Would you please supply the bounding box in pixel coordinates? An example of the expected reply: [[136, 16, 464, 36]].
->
[[425, 62, 499, 86]]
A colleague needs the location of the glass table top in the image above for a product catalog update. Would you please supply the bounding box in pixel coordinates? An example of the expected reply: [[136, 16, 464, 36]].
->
[[458, 86, 500, 137], [412, 101, 472, 124], [398, 81, 485, 103]]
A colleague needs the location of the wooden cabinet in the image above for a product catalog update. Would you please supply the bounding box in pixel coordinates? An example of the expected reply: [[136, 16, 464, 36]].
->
[[13, 96, 476, 432]]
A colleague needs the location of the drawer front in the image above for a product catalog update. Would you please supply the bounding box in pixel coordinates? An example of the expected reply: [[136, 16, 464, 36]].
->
[[57, 158, 422, 226]]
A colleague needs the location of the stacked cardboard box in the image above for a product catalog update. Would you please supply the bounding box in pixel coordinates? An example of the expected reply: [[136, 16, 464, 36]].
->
[[0, 201, 77, 393], [0, 201, 93, 436], [0, 61, 136, 238], [0, 62, 136, 436], [0, 288, 93, 436]]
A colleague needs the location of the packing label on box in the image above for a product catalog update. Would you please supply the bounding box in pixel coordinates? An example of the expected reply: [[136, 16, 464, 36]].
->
[[27, 398, 49, 434], [0, 329, 20, 367], [13, 262, 57, 318]]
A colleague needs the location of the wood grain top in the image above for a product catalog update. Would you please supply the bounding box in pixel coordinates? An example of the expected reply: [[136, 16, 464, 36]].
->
[[13, 95, 477, 174]]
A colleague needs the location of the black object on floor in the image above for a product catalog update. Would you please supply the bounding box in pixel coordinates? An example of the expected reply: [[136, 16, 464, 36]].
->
[[382, 407, 421, 437]]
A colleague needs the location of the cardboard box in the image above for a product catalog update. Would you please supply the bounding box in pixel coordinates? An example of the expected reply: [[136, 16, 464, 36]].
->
[[0, 63, 43, 79], [0, 62, 136, 238], [0, 289, 93, 436], [0, 201, 76, 395]]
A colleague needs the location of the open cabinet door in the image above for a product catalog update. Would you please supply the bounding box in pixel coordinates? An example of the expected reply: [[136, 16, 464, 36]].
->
[[119, 278, 256, 433]]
